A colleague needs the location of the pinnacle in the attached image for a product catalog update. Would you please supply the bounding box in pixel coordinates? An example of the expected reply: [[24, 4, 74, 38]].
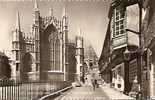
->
[[15, 11, 21, 31]]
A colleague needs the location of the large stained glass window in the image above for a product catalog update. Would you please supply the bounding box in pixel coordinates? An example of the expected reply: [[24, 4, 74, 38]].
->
[[55, 39, 60, 71], [49, 34, 54, 71], [49, 33, 61, 71]]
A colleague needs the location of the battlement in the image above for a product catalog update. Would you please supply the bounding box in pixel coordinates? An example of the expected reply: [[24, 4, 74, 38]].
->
[[23, 32, 35, 44]]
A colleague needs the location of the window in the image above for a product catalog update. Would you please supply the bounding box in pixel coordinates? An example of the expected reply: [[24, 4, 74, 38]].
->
[[16, 43, 19, 49], [36, 64, 39, 71], [49, 35, 54, 70], [55, 39, 60, 71], [80, 56, 84, 64], [16, 51, 19, 60], [36, 53, 40, 61], [76, 49, 83, 55], [49, 34, 61, 71], [16, 63, 19, 71], [113, 7, 126, 37]]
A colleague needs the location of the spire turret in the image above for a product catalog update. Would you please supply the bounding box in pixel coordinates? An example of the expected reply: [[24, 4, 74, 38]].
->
[[62, 7, 67, 17], [34, 0, 39, 11], [15, 11, 21, 31], [33, 0, 40, 25], [62, 7, 68, 29], [80, 28, 84, 37], [49, 7, 54, 17]]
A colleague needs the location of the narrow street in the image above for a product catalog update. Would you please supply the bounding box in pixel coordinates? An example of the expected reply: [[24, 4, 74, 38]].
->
[[54, 86, 109, 100]]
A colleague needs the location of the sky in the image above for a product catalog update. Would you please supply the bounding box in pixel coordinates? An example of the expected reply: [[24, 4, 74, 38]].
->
[[0, 0, 111, 57]]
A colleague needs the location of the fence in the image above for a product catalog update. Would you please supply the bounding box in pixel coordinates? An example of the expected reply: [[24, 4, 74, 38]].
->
[[0, 80, 71, 100]]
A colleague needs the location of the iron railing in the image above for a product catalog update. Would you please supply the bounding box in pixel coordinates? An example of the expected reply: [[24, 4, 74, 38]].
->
[[0, 80, 71, 100]]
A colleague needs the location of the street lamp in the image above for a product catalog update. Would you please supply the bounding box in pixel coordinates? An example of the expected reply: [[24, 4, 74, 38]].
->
[[124, 48, 137, 76], [123, 46, 140, 98], [123, 46, 131, 61], [124, 4, 144, 94], [120, 0, 143, 99]]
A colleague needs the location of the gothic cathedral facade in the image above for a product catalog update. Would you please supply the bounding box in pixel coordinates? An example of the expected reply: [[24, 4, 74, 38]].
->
[[12, 1, 69, 81]]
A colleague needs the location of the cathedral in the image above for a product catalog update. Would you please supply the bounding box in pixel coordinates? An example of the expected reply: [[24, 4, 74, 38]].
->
[[12, 1, 70, 81]]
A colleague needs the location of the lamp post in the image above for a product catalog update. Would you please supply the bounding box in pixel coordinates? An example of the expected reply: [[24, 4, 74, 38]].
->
[[124, 46, 131, 61], [124, 47, 140, 98]]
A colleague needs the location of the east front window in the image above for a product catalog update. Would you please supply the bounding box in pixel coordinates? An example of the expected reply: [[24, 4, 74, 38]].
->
[[49, 33, 61, 71]]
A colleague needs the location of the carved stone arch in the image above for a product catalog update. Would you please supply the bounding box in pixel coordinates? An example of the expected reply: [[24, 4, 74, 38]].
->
[[44, 18, 59, 31], [21, 52, 35, 81]]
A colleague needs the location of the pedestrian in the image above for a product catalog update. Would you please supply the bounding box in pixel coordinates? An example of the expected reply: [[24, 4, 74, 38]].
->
[[94, 79, 98, 88], [92, 80, 95, 91], [92, 79, 97, 91]]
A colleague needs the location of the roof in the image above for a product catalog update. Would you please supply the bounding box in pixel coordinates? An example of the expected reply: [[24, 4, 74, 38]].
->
[[0, 51, 7, 57], [98, 21, 111, 63]]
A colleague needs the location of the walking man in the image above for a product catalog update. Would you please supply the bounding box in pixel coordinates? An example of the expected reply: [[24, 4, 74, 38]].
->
[[92, 79, 97, 91]]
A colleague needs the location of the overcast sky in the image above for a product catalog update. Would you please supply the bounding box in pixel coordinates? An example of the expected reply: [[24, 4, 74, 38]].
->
[[0, 0, 111, 57]]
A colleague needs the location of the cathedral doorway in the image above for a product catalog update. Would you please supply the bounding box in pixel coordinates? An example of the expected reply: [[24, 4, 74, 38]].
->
[[21, 52, 34, 81]]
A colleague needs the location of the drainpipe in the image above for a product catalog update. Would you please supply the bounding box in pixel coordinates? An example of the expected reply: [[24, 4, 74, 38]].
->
[[138, 0, 143, 99]]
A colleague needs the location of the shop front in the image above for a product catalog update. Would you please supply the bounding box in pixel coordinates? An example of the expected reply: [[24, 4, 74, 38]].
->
[[112, 63, 125, 92]]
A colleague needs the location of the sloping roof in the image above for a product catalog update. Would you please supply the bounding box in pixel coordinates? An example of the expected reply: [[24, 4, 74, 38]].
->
[[99, 21, 111, 64], [0, 51, 7, 57]]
